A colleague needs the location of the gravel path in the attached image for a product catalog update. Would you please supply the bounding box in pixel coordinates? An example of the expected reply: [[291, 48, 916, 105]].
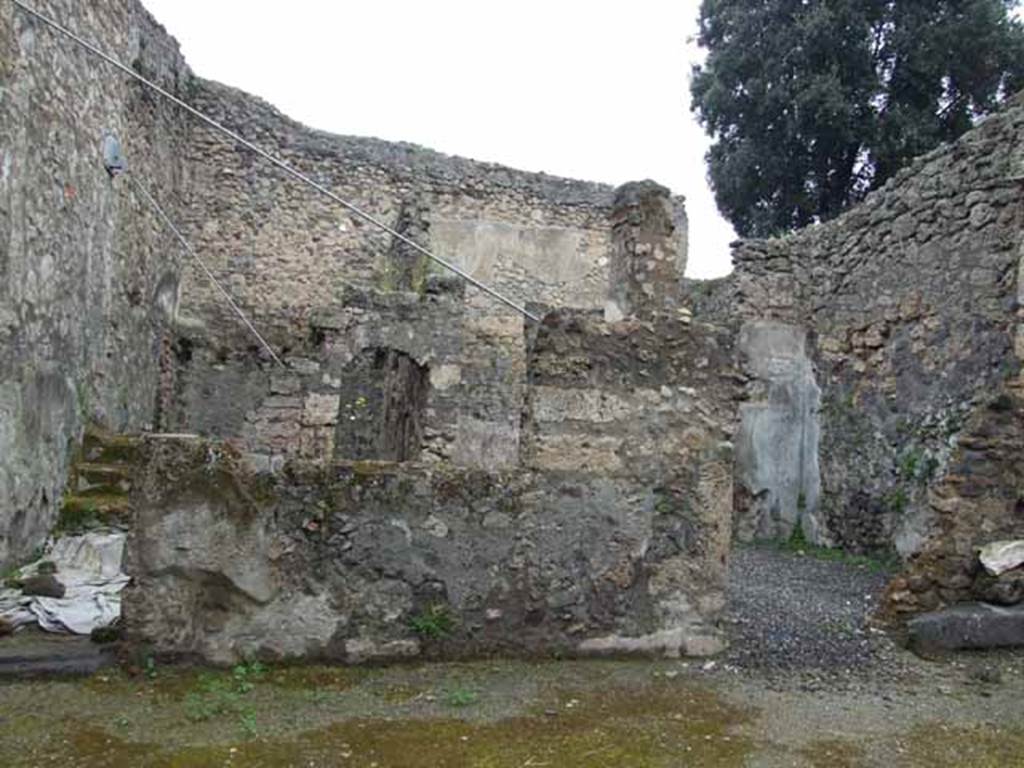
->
[[723, 544, 898, 679]]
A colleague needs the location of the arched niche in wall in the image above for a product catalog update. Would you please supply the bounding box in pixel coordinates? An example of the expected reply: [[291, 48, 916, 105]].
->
[[334, 347, 430, 462]]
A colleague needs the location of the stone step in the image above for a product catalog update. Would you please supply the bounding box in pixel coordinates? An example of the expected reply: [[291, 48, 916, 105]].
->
[[81, 426, 143, 465], [74, 462, 133, 494], [0, 629, 115, 678], [59, 493, 132, 533]]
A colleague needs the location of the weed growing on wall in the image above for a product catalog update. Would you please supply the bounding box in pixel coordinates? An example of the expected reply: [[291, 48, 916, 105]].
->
[[409, 604, 456, 639]]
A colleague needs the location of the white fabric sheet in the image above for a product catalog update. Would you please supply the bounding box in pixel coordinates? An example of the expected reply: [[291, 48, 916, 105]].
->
[[0, 531, 129, 635]]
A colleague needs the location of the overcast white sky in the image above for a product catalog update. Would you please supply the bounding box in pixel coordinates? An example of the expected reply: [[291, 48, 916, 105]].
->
[[140, 0, 736, 279]]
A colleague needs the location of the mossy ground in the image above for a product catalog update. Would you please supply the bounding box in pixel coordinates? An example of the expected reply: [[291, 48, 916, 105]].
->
[[0, 660, 754, 767], [1, 658, 1023, 767]]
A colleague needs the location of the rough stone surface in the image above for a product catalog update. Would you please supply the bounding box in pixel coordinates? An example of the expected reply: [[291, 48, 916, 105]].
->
[[165, 78, 637, 472], [690, 92, 1024, 618], [2, 0, 697, 585], [0, 0, 192, 570], [125, 308, 738, 663], [12, 0, 1024, 655], [907, 603, 1024, 652], [605, 180, 688, 321]]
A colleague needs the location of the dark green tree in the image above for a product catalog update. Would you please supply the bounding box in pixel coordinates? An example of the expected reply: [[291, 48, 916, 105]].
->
[[691, 0, 1024, 238]]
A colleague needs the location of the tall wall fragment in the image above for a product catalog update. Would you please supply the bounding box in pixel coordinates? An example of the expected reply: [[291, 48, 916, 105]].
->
[[0, 0, 192, 569], [692, 91, 1024, 613]]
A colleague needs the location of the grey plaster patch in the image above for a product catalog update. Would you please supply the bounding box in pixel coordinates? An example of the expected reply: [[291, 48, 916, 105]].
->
[[735, 322, 822, 543]]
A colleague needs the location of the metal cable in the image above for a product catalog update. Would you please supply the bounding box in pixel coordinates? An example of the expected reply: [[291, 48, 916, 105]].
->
[[11, 0, 542, 324], [124, 172, 287, 368]]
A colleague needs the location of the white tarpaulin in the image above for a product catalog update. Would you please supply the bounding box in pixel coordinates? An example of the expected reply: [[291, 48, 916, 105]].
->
[[0, 531, 129, 635]]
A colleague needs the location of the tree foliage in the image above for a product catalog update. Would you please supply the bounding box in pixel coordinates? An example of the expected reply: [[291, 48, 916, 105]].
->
[[691, 0, 1024, 238]]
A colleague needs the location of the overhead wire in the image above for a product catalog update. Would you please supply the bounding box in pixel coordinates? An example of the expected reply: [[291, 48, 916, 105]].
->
[[120, 170, 287, 368], [10, 0, 542, 324]]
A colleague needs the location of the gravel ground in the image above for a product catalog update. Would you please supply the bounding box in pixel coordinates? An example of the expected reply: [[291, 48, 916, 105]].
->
[[722, 544, 902, 680]]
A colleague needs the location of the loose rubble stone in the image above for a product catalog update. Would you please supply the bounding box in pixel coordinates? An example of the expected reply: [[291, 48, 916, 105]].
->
[[20, 574, 65, 599], [979, 541, 1024, 577], [907, 603, 1024, 652]]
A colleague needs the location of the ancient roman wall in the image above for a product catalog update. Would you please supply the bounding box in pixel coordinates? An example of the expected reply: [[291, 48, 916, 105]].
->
[[119, 120, 734, 663], [166, 78, 619, 471], [1, 0, 737, 663], [0, 0, 192, 569], [693, 94, 1024, 599], [165, 108, 689, 473], [124, 308, 737, 664]]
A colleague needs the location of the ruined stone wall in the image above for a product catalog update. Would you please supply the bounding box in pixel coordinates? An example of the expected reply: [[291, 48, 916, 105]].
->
[[523, 310, 738, 656], [166, 79, 656, 470], [695, 94, 1024, 575], [165, 95, 689, 472], [0, 0, 192, 569], [124, 310, 737, 664]]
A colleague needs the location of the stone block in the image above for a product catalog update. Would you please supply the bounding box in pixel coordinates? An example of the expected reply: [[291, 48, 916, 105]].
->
[[907, 603, 1024, 652], [302, 393, 339, 427]]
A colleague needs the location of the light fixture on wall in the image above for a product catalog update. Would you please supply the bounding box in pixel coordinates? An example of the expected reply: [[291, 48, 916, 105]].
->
[[102, 132, 126, 177]]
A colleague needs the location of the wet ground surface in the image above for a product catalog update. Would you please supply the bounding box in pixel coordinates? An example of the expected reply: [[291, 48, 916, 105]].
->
[[1, 547, 1023, 767], [0, 628, 114, 677]]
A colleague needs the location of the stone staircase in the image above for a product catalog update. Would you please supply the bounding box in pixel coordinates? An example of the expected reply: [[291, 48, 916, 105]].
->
[[58, 427, 143, 534], [0, 427, 139, 677]]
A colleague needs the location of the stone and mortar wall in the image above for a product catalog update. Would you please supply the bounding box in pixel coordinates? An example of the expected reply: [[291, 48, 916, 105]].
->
[[523, 310, 738, 656], [692, 93, 1024, 610], [0, 0, 192, 569], [3, 0, 731, 659], [164, 282, 469, 471], [165, 101, 689, 473], [167, 79, 622, 471], [124, 310, 737, 664]]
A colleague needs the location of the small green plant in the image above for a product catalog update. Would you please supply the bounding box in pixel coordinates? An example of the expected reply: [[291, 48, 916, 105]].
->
[[232, 660, 267, 692], [409, 604, 456, 639], [783, 523, 808, 552], [899, 450, 921, 480], [238, 710, 259, 738], [884, 487, 908, 515], [444, 687, 478, 708], [144, 656, 158, 680], [342, 395, 372, 423], [2, 563, 22, 589], [183, 662, 267, 738], [774, 526, 898, 573], [654, 495, 673, 515], [57, 497, 100, 533]]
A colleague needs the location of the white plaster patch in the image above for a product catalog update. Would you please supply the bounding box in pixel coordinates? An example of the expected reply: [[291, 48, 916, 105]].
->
[[429, 364, 461, 390], [604, 300, 625, 323], [389, 518, 413, 545], [422, 515, 449, 538], [345, 637, 420, 664], [0, 150, 11, 187]]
